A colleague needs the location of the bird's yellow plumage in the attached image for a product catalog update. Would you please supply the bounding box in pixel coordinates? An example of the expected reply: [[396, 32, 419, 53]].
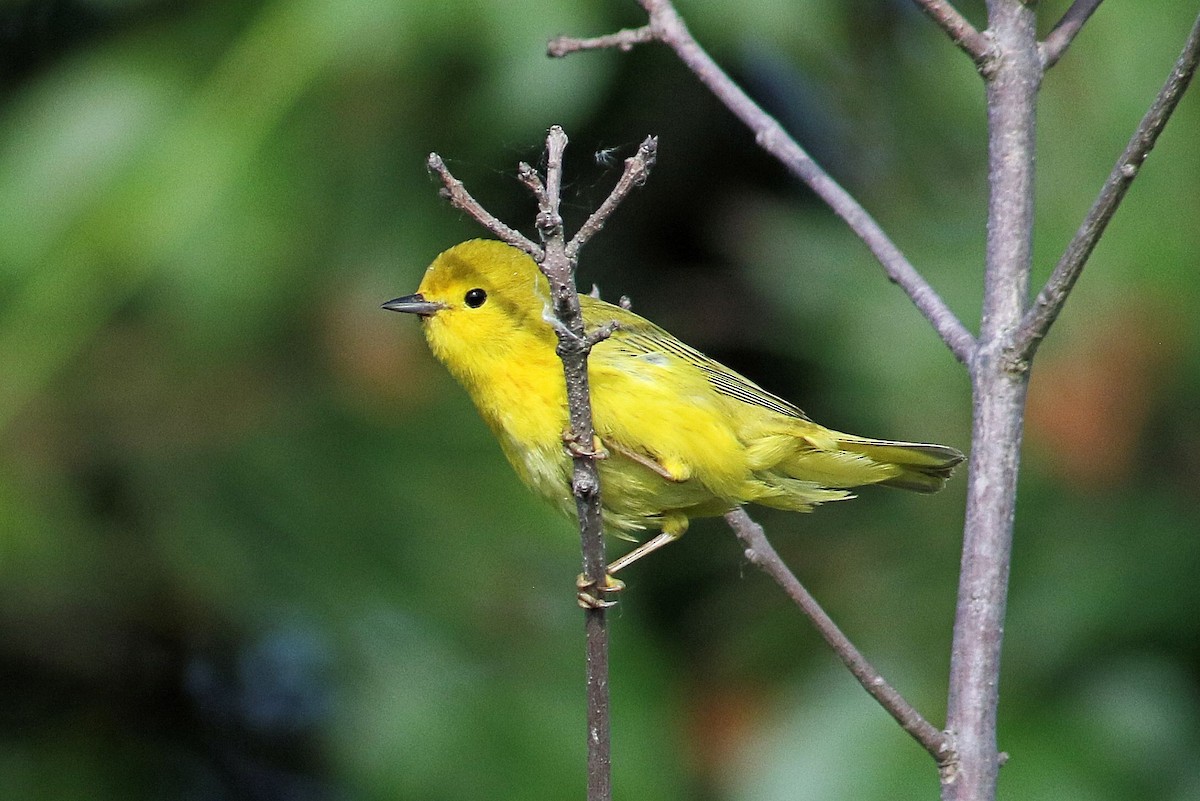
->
[[384, 240, 963, 575]]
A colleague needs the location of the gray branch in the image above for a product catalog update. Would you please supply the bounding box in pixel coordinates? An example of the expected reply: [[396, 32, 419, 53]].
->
[[549, 0, 977, 365], [909, 0, 994, 67], [725, 508, 955, 766], [1015, 10, 1200, 361], [1041, 0, 1106, 69]]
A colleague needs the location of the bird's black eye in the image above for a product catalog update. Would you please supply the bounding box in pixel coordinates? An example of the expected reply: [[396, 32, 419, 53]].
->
[[464, 288, 487, 308]]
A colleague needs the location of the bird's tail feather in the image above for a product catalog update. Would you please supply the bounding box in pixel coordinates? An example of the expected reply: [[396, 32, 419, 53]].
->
[[835, 436, 965, 493]]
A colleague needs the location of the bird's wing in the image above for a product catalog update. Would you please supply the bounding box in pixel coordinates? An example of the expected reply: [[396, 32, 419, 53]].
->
[[583, 298, 810, 421]]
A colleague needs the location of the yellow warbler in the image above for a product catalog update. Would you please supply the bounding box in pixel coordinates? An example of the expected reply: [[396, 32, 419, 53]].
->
[[384, 240, 963, 581]]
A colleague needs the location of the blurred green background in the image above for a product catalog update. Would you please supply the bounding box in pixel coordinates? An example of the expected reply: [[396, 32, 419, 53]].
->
[[1, 0, 1198, 799]]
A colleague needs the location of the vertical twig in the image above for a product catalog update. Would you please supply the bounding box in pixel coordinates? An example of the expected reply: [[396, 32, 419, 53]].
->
[[942, 3, 1041, 800], [428, 127, 656, 801], [533, 128, 613, 801]]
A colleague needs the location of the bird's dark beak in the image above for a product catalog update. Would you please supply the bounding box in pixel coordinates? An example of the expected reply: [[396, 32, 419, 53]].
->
[[381, 293, 444, 317]]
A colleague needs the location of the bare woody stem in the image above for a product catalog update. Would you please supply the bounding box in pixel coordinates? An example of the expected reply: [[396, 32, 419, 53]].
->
[[426, 153, 541, 258], [940, 3, 1041, 800], [548, 5, 1200, 801], [549, 0, 977, 365], [1014, 10, 1200, 360], [548, 25, 654, 56], [568, 136, 657, 260], [533, 128, 613, 801], [1041, 0, 1106, 69], [908, 0, 993, 67], [429, 125, 655, 801], [725, 508, 955, 766]]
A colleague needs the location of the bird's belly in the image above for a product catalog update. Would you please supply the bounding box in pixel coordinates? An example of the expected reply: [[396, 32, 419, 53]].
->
[[595, 455, 734, 532]]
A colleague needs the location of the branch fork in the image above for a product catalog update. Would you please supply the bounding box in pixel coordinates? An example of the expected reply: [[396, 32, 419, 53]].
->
[[549, 3, 1200, 801], [427, 125, 656, 801]]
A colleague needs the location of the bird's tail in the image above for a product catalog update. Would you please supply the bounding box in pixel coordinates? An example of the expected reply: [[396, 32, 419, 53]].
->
[[834, 435, 965, 493]]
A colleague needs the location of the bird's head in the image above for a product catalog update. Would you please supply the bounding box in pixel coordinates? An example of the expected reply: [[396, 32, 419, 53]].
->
[[383, 239, 556, 367]]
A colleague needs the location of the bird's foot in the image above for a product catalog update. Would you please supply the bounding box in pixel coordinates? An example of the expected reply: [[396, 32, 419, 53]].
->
[[562, 430, 608, 460], [576, 572, 625, 609]]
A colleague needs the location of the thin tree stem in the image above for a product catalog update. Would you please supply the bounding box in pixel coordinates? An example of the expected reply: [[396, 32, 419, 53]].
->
[[942, 3, 1041, 800], [549, 0, 977, 365], [725, 509, 954, 765], [567, 136, 658, 260], [429, 126, 656, 801], [1041, 0, 1105, 69], [536, 127, 612, 801], [548, 25, 654, 56], [908, 0, 993, 67], [1016, 10, 1200, 360], [426, 153, 541, 258]]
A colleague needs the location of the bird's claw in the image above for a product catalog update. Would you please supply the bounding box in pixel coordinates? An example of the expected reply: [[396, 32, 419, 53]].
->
[[576, 572, 625, 609], [563, 430, 608, 460]]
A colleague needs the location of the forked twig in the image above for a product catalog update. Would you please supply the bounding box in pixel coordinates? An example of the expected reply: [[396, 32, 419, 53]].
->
[[1014, 11, 1200, 359], [725, 508, 955, 767], [1041, 0, 1106, 69], [429, 126, 655, 801], [549, 0, 977, 365], [908, 0, 993, 67]]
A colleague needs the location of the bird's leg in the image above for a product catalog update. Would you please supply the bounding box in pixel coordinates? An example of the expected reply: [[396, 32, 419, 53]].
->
[[607, 532, 680, 576], [575, 518, 688, 606], [604, 440, 687, 482]]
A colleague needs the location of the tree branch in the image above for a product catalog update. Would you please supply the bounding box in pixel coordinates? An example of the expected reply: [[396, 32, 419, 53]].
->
[[1040, 0, 1105, 69], [567, 136, 657, 260], [942, 3, 1042, 799], [426, 153, 541, 258], [1014, 10, 1200, 362], [908, 0, 993, 67], [548, 25, 654, 57], [725, 509, 955, 765], [549, 0, 977, 365], [535, 126, 611, 801], [428, 126, 654, 801]]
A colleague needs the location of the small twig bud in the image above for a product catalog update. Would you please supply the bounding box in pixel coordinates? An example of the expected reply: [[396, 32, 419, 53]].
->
[[585, 321, 620, 349]]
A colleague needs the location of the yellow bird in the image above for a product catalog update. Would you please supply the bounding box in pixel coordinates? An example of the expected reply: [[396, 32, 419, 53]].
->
[[384, 240, 963, 590]]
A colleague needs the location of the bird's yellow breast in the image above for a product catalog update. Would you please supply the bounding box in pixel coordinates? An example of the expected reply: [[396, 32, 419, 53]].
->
[[421, 300, 756, 533]]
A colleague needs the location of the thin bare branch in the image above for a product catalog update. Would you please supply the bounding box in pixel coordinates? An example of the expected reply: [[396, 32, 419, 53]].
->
[[548, 25, 655, 57], [941, 4, 1042, 799], [567, 136, 658, 260], [524, 127, 613, 801], [517, 161, 547, 205], [584, 320, 621, 348], [430, 127, 634, 801], [1014, 10, 1200, 360], [426, 153, 541, 258], [1041, 0, 1105, 69], [909, 0, 993, 67], [540, 126, 569, 240], [552, 0, 977, 364], [725, 508, 956, 766]]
